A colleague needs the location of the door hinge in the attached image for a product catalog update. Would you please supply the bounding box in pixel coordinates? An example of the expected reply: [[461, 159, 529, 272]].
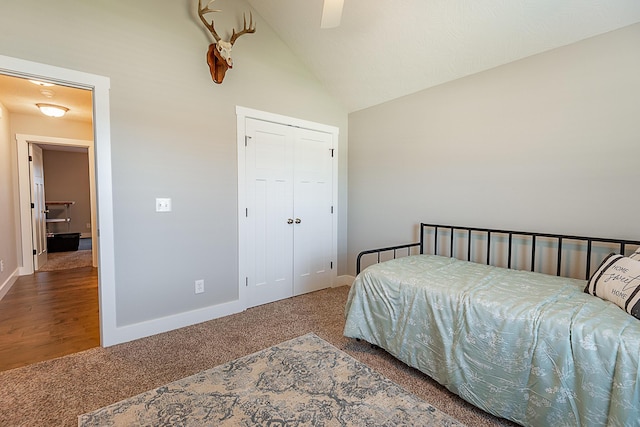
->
[[330, 206, 334, 214], [245, 135, 251, 147], [245, 277, 249, 287], [330, 261, 333, 269], [245, 208, 248, 217], [31, 202, 35, 209], [330, 149, 334, 158], [28, 155, 33, 161], [33, 249, 37, 255]]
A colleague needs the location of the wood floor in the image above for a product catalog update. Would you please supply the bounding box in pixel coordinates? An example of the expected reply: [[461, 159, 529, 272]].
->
[[0, 266, 99, 372]]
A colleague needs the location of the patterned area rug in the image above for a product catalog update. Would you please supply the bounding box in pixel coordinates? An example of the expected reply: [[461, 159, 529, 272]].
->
[[38, 250, 92, 272], [79, 333, 466, 426]]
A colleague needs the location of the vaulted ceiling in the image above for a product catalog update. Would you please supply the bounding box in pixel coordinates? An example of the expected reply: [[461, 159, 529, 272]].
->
[[247, 0, 640, 112], [2, 1, 639, 120]]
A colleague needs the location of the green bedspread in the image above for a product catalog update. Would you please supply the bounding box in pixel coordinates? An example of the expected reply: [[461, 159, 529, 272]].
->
[[344, 255, 640, 427]]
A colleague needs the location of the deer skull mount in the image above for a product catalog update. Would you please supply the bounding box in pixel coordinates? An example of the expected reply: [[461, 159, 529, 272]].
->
[[198, 0, 256, 84]]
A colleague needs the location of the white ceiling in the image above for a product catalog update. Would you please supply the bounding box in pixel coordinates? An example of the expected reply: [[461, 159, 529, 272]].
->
[[0, 74, 93, 123], [247, 0, 640, 112]]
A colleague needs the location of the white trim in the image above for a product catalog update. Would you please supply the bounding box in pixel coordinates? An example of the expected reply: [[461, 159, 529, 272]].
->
[[334, 274, 355, 287], [236, 111, 248, 307], [236, 106, 339, 135], [236, 106, 339, 309], [16, 135, 96, 274], [105, 299, 244, 346], [0, 55, 118, 347], [0, 267, 19, 301]]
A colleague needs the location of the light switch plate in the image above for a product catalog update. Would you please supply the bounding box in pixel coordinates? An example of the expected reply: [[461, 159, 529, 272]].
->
[[156, 198, 172, 212]]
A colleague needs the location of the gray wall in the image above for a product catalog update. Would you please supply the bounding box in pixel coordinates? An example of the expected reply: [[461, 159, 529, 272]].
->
[[43, 150, 91, 236], [0, 0, 348, 326], [348, 23, 640, 275], [0, 101, 18, 290]]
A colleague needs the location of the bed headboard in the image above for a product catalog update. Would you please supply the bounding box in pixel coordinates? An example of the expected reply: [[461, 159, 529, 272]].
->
[[356, 223, 640, 279]]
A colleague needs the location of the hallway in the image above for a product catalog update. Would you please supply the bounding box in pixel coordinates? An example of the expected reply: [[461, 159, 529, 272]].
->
[[0, 266, 99, 372]]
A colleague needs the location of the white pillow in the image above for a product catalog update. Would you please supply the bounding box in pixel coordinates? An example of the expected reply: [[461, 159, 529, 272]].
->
[[629, 247, 640, 261], [585, 253, 640, 320]]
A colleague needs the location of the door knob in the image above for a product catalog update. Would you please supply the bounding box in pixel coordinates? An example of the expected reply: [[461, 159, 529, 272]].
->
[[295, 218, 301, 224], [287, 218, 294, 224]]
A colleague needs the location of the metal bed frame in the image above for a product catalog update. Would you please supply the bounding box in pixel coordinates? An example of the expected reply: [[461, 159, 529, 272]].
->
[[356, 223, 640, 279]]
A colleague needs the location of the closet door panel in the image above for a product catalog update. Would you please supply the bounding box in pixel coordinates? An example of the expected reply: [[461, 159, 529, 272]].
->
[[293, 128, 333, 296], [246, 118, 295, 307]]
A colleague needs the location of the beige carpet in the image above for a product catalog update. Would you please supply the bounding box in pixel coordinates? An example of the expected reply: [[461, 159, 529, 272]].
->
[[38, 250, 92, 272], [79, 333, 467, 426], [0, 286, 516, 427]]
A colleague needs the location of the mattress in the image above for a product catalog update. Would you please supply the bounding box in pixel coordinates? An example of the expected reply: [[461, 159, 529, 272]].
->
[[344, 254, 640, 426]]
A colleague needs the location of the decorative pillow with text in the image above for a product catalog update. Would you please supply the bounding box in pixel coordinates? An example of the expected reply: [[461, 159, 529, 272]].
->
[[629, 248, 640, 261], [585, 253, 640, 320]]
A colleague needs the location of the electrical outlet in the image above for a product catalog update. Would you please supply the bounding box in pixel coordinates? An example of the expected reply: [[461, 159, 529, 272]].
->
[[195, 279, 205, 294], [0, 259, 4, 273], [86, 223, 91, 229], [156, 198, 172, 212]]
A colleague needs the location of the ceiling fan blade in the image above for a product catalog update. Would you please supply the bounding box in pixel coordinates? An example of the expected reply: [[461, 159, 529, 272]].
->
[[321, 0, 344, 29]]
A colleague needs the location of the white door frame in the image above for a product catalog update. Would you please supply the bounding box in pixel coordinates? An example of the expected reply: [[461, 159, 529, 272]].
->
[[17, 135, 97, 273], [0, 54, 118, 347], [236, 106, 339, 308]]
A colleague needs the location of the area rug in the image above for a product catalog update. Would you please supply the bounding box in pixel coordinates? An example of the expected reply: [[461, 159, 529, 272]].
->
[[79, 333, 466, 426], [38, 250, 92, 272]]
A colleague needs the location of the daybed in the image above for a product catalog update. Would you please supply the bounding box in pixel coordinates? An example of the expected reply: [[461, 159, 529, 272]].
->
[[344, 223, 640, 427]]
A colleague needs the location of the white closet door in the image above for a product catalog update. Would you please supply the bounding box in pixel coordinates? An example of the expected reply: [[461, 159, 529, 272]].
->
[[293, 128, 333, 295], [245, 118, 295, 307], [243, 116, 334, 308]]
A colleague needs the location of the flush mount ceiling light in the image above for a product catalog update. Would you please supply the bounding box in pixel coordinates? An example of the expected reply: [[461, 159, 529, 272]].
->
[[321, 0, 344, 28], [36, 103, 69, 118]]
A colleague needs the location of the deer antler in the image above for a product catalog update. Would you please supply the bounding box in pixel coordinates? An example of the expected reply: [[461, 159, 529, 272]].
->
[[229, 12, 256, 45], [198, 0, 221, 43], [196, 0, 256, 84]]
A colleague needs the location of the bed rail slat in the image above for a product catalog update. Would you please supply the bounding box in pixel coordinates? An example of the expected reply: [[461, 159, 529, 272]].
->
[[557, 237, 563, 277], [586, 240, 592, 280], [531, 235, 536, 272], [450, 230, 454, 258]]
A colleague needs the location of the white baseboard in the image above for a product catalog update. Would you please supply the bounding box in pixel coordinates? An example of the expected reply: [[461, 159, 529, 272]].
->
[[334, 275, 356, 287], [102, 299, 245, 347], [0, 268, 19, 302], [104, 277, 356, 347]]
